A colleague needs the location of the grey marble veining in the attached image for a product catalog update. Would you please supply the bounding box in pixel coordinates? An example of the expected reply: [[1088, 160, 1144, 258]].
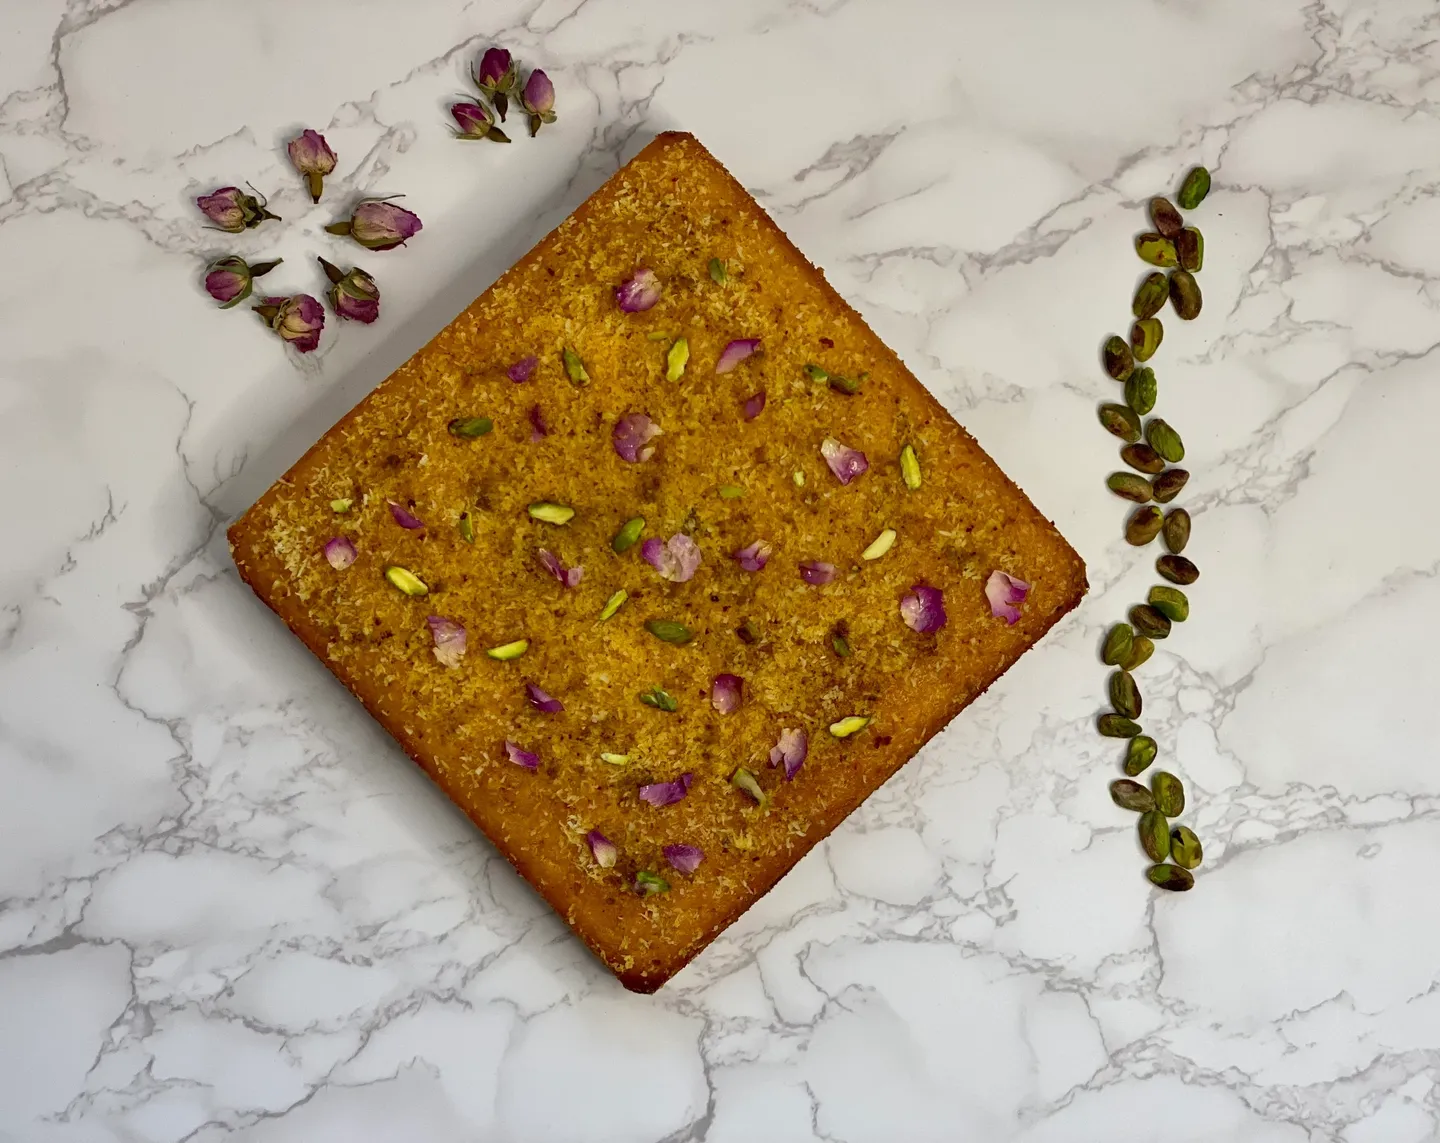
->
[[3, 0, 1439, 1139]]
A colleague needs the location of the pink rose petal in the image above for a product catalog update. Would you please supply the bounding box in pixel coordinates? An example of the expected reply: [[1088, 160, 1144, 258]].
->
[[733, 540, 772, 572], [537, 549, 583, 588], [663, 844, 703, 874], [743, 391, 766, 421], [323, 536, 356, 569], [715, 338, 760, 374], [426, 614, 467, 667], [768, 728, 808, 780], [820, 437, 869, 485], [641, 533, 702, 583], [508, 355, 539, 383], [504, 740, 539, 771], [587, 829, 618, 867], [528, 404, 549, 441], [985, 570, 1031, 625], [900, 583, 947, 633], [612, 412, 662, 463], [711, 673, 743, 714], [799, 561, 837, 586], [526, 682, 564, 713], [639, 772, 694, 807], [388, 500, 424, 530], [616, 267, 662, 313]]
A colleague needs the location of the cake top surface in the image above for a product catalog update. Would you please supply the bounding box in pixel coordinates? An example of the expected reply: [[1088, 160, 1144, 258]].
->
[[229, 132, 1085, 991]]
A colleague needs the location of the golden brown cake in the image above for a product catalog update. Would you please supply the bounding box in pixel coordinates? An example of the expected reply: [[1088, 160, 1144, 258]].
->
[[229, 131, 1086, 992]]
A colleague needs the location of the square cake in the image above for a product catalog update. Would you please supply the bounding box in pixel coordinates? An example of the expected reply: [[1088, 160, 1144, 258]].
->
[[229, 132, 1086, 992]]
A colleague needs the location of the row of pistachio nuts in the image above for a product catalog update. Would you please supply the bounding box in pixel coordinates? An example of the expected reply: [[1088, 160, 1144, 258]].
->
[[1096, 166, 1211, 891]]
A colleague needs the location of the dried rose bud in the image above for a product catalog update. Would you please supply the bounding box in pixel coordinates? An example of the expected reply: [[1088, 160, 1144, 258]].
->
[[195, 186, 279, 233], [203, 255, 280, 309], [900, 583, 947, 633], [733, 540, 772, 572], [252, 294, 324, 353], [612, 412, 662, 462], [985, 570, 1030, 625], [450, 100, 509, 143], [426, 615, 467, 667], [325, 198, 423, 251], [521, 68, 556, 137], [616, 268, 661, 313], [286, 129, 337, 202], [317, 257, 379, 323], [474, 47, 518, 120]]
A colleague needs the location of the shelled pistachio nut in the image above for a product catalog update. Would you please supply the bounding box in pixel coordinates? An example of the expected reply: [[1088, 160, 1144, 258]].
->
[[1124, 735, 1158, 776], [1125, 366, 1157, 415], [1177, 227, 1204, 272], [1125, 505, 1165, 545], [1148, 863, 1194, 890], [1104, 335, 1135, 382], [1139, 811, 1171, 861], [1163, 508, 1191, 553], [1157, 554, 1199, 584], [1152, 468, 1189, 503], [1129, 603, 1172, 639], [1145, 418, 1184, 463], [1152, 770, 1185, 816], [1170, 826, 1203, 869], [1107, 472, 1153, 503], [1149, 585, 1189, 622], [1109, 670, 1142, 718], [1110, 778, 1155, 812], [1131, 318, 1163, 362], [1121, 443, 1166, 475], [1170, 269, 1202, 320], [1150, 197, 1184, 238], [1121, 634, 1155, 671], [1103, 623, 1135, 666], [1136, 233, 1179, 267], [1177, 166, 1211, 210], [1100, 403, 1143, 443], [1133, 272, 1168, 319]]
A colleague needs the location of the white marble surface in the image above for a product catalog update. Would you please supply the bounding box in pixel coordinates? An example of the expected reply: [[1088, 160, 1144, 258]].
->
[[3, 0, 1439, 1138]]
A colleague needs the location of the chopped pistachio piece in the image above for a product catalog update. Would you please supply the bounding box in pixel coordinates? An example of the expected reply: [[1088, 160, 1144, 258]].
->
[[828, 373, 861, 396], [829, 715, 871, 738], [646, 619, 694, 644], [458, 513, 475, 544], [646, 331, 672, 341], [792, 469, 805, 487], [731, 766, 768, 806], [599, 589, 628, 621], [709, 257, 727, 284], [528, 501, 575, 525], [639, 685, 678, 712], [861, 528, 896, 560], [803, 363, 828, 382], [562, 346, 590, 386], [448, 416, 493, 439], [612, 516, 645, 553], [718, 484, 745, 499], [486, 639, 529, 661], [383, 565, 428, 597], [330, 498, 353, 513], [737, 620, 760, 644], [900, 444, 922, 490], [832, 628, 851, 657], [600, 752, 630, 766], [666, 337, 689, 381], [635, 869, 670, 895]]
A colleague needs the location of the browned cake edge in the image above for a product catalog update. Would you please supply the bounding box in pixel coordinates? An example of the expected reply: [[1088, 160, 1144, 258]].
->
[[229, 131, 1088, 992]]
